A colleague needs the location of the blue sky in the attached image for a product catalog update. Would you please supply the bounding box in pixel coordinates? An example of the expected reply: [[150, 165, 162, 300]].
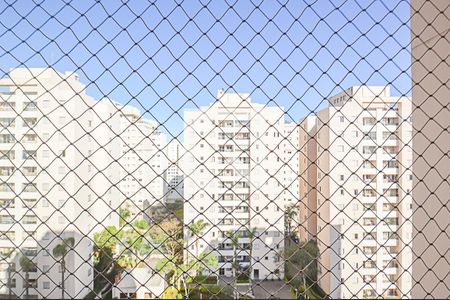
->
[[0, 0, 412, 139]]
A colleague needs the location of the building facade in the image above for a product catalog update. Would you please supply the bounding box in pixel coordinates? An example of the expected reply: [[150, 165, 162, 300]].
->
[[165, 139, 184, 203], [411, 1, 450, 298], [298, 115, 318, 241], [183, 89, 297, 280], [299, 86, 413, 298], [95, 99, 168, 219], [0, 68, 120, 298]]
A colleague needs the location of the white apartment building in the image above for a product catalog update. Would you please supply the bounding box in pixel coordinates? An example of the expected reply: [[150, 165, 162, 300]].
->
[[0, 68, 120, 299], [183, 89, 298, 280], [281, 123, 299, 208], [299, 86, 413, 298], [166, 139, 184, 203], [95, 99, 168, 219]]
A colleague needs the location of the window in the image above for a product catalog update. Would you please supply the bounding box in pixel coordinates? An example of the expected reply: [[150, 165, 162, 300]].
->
[[43, 281, 50, 289], [42, 199, 49, 207], [337, 145, 344, 152], [42, 183, 50, 191], [43, 150, 50, 158], [43, 265, 50, 273]]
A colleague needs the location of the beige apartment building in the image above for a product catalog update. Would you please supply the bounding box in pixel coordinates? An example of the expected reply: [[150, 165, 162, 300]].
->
[[299, 86, 413, 299], [298, 115, 318, 241]]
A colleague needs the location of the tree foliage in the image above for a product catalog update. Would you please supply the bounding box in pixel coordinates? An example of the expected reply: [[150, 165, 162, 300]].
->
[[285, 239, 319, 283]]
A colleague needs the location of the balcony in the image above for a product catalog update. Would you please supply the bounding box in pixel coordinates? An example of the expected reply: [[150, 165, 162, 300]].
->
[[0, 102, 16, 112], [363, 247, 377, 255], [217, 120, 234, 128], [0, 134, 16, 144], [383, 175, 399, 184], [0, 215, 15, 225], [362, 117, 377, 126], [23, 118, 38, 127], [22, 215, 38, 225], [218, 169, 235, 177], [363, 275, 377, 284], [22, 184, 37, 193], [22, 151, 37, 160], [0, 118, 15, 128], [0, 184, 15, 193], [0, 199, 14, 208], [0, 151, 15, 162], [22, 167, 37, 176], [22, 102, 38, 112], [382, 118, 400, 126], [218, 145, 234, 152], [383, 146, 398, 156], [23, 134, 38, 143], [362, 146, 377, 156], [0, 167, 15, 176]]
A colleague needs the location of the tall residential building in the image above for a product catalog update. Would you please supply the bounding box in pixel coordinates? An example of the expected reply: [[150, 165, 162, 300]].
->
[[299, 86, 413, 299], [166, 139, 184, 203], [95, 99, 168, 219], [298, 115, 318, 240], [411, 1, 450, 298], [0, 68, 120, 299], [281, 123, 299, 208], [183, 89, 297, 280]]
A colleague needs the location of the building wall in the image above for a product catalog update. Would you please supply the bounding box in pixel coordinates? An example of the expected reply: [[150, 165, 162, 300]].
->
[[166, 139, 184, 203], [0, 68, 120, 298], [183, 90, 294, 280], [301, 86, 413, 298], [298, 116, 317, 241], [0, 68, 168, 298], [94, 99, 168, 220], [411, 1, 450, 298]]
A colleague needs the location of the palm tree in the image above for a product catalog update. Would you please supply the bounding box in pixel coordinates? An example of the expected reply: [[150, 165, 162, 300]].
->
[[285, 204, 298, 237], [119, 207, 131, 227], [7, 261, 13, 298], [19, 255, 35, 299], [188, 220, 209, 260], [53, 237, 75, 300], [246, 228, 257, 280], [5, 250, 16, 299], [227, 230, 241, 300]]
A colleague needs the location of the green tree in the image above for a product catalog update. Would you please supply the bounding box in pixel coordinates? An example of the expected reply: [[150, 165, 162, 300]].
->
[[93, 225, 121, 251], [226, 230, 242, 299], [133, 219, 150, 231], [53, 237, 75, 300], [119, 207, 131, 227], [246, 228, 257, 280], [19, 255, 35, 298], [187, 220, 209, 260], [122, 227, 154, 267], [150, 216, 183, 258], [285, 204, 298, 237], [157, 252, 218, 299], [5, 250, 15, 299], [285, 240, 320, 298]]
